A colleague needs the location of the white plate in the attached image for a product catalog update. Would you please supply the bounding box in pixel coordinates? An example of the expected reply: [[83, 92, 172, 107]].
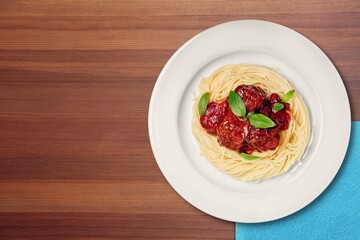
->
[[148, 20, 351, 223]]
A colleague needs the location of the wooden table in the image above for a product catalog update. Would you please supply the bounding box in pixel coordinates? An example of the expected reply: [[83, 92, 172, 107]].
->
[[0, 1, 359, 239]]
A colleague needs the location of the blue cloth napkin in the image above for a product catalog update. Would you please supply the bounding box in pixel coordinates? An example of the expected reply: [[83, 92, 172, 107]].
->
[[236, 122, 360, 240]]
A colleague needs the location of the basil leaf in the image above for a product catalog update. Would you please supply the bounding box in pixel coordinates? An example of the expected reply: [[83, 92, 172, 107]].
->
[[282, 90, 295, 102], [198, 92, 210, 117], [228, 90, 246, 117], [240, 153, 261, 160], [273, 103, 284, 113], [248, 113, 276, 128]]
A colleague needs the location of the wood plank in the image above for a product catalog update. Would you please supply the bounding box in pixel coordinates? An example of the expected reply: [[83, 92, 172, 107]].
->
[[0, 0, 358, 16], [0, 13, 359, 30], [0, 181, 195, 213], [0, 213, 233, 240], [0, 28, 358, 50]]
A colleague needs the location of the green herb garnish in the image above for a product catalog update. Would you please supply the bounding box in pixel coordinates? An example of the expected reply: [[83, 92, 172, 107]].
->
[[273, 103, 284, 113], [240, 153, 261, 160], [282, 90, 295, 102], [198, 92, 210, 117], [247, 113, 276, 129], [228, 90, 246, 117]]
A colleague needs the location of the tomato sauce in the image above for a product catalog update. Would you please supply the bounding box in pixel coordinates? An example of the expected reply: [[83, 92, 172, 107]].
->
[[200, 85, 291, 154]]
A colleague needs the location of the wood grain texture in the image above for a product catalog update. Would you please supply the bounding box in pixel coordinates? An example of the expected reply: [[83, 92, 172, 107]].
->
[[0, 0, 359, 239]]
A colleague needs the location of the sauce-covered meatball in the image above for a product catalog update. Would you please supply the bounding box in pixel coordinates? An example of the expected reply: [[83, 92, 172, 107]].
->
[[200, 100, 229, 134], [235, 84, 266, 112], [247, 126, 280, 152], [216, 111, 250, 151], [263, 93, 291, 130]]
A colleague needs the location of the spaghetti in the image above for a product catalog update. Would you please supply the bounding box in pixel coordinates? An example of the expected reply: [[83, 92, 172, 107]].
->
[[192, 64, 310, 181]]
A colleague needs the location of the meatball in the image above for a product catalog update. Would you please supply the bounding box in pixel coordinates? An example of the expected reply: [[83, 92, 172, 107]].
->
[[200, 100, 229, 134], [239, 144, 255, 154], [235, 84, 266, 113], [261, 93, 291, 130], [247, 126, 280, 152], [269, 93, 282, 103], [272, 108, 291, 130], [259, 101, 272, 117], [216, 111, 250, 151]]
